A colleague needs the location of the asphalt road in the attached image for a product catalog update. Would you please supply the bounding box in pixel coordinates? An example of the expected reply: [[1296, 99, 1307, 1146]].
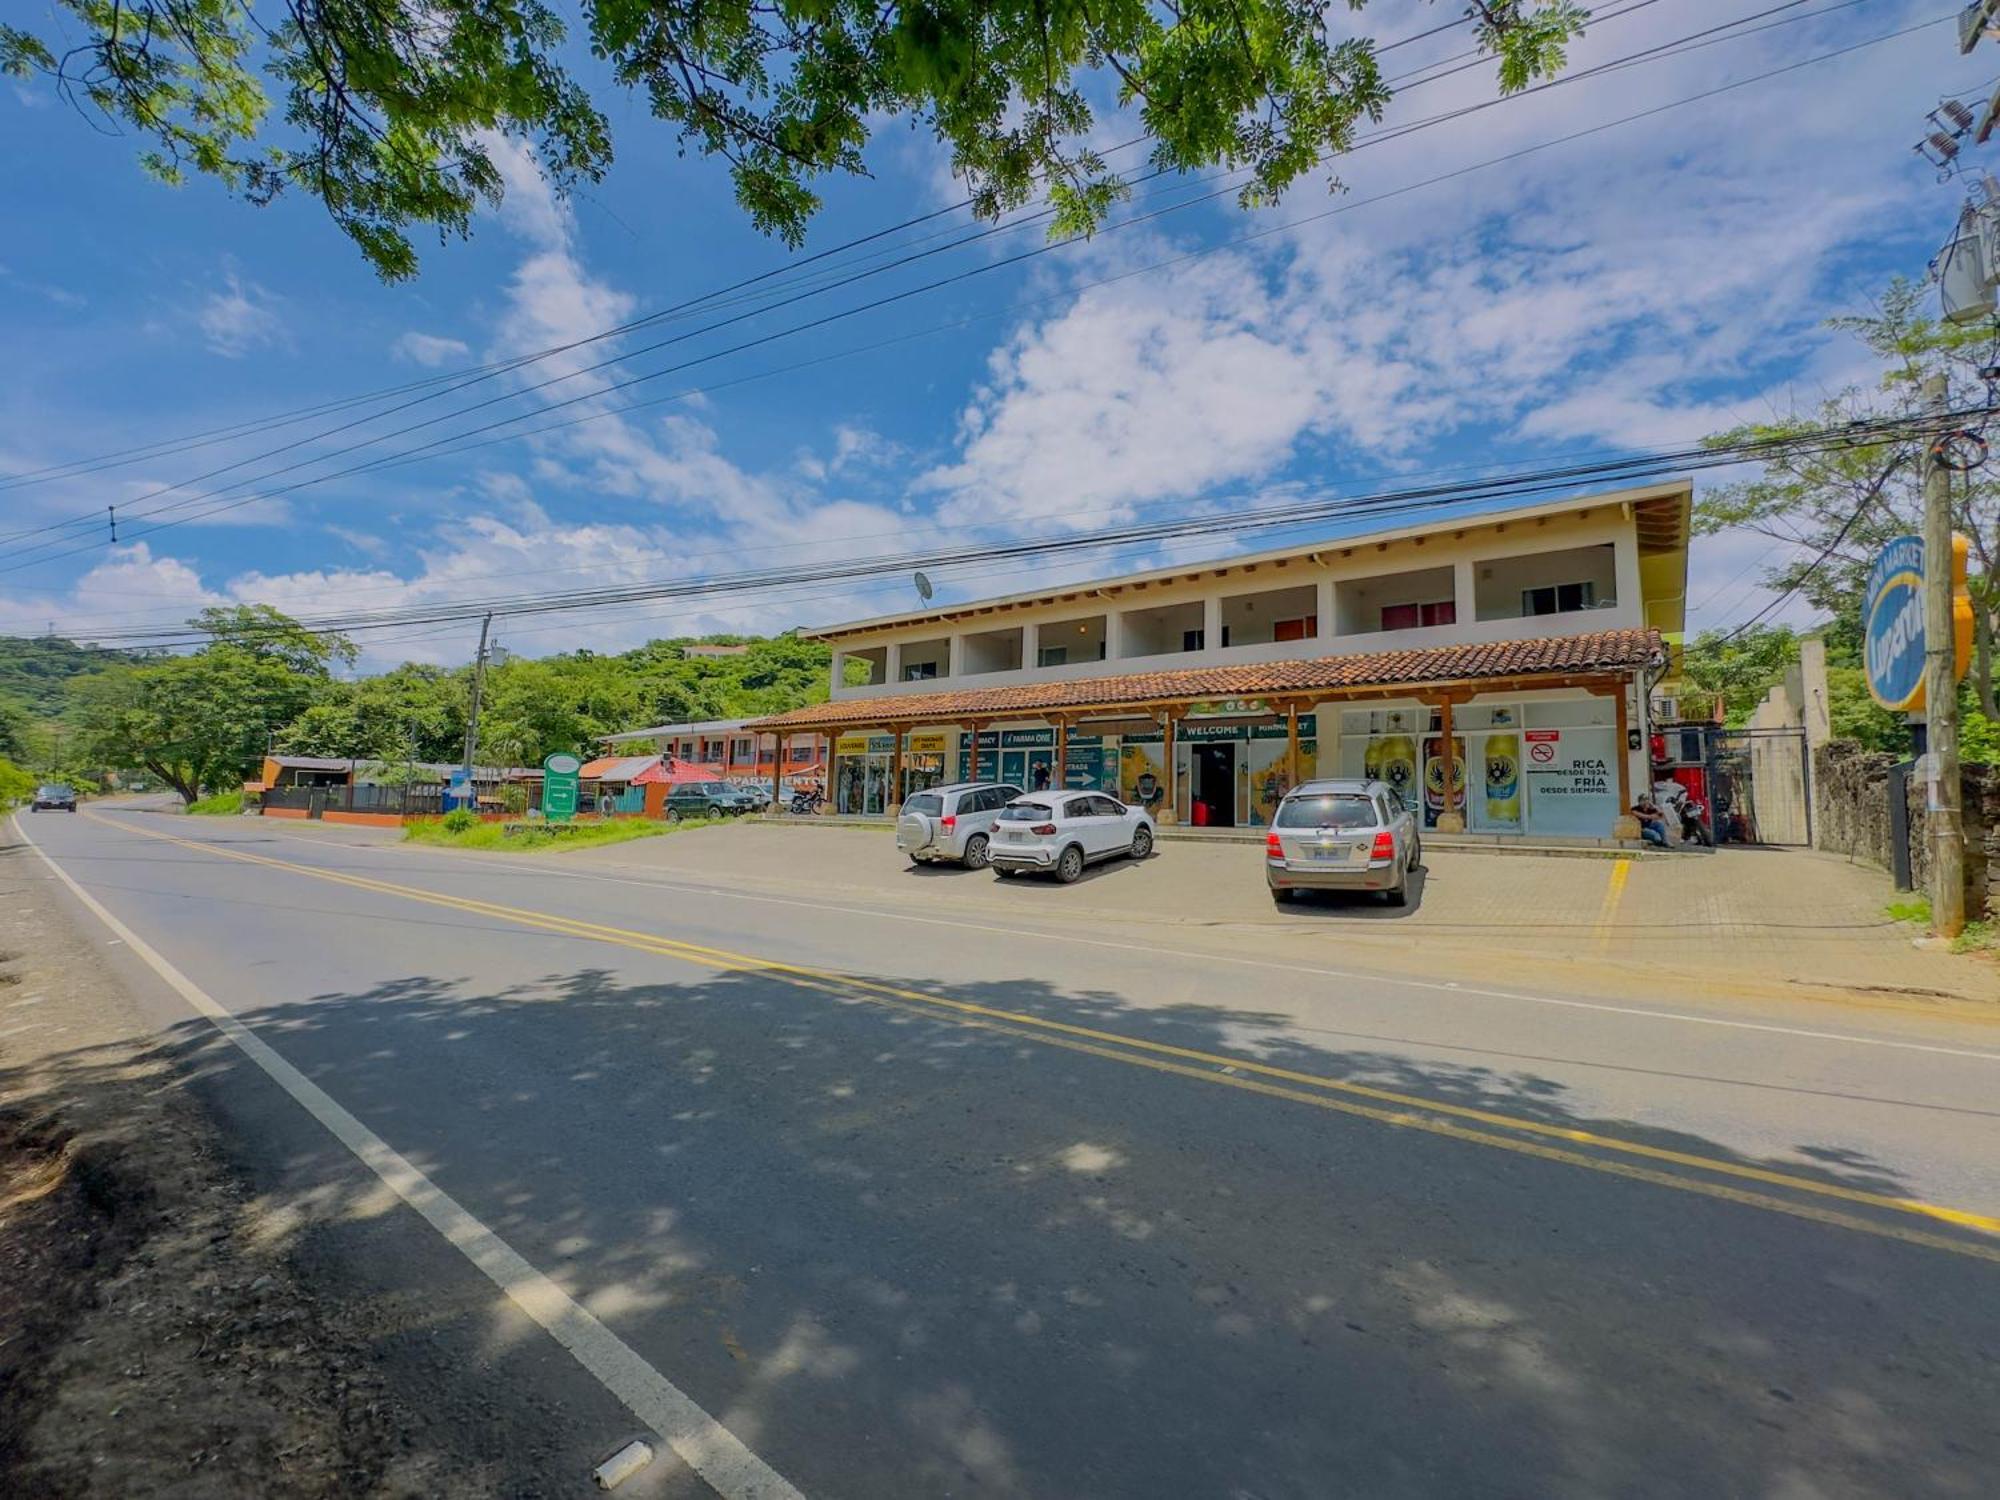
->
[[14, 804, 2000, 1498]]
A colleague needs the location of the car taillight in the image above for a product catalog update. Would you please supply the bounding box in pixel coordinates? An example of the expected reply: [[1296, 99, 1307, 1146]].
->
[[1031, 823, 1057, 836], [1265, 831, 1283, 858], [940, 814, 956, 832], [1371, 831, 1396, 860]]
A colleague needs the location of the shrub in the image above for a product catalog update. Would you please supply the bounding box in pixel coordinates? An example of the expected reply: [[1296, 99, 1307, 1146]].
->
[[441, 807, 478, 833]]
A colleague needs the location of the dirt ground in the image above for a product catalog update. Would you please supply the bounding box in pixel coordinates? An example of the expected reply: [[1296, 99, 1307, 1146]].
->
[[0, 830, 480, 1497]]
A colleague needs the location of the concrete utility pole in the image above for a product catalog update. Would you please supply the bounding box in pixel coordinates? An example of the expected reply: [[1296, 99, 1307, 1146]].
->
[[1922, 374, 1966, 938], [460, 612, 496, 800]]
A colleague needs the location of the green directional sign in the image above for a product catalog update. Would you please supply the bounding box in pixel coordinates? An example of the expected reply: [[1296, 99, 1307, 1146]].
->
[[542, 751, 582, 822]]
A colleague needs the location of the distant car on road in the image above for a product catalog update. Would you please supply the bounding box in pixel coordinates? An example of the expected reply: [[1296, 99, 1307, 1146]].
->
[[1265, 778, 1419, 906], [32, 783, 78, 812], [896, 782, 1023, 869], [662, 780, 760, 821], [989, 790, 1154, 883]]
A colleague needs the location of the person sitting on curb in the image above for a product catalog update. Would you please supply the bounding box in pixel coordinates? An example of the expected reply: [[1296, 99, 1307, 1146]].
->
[[1632, 796, 1669, 848]]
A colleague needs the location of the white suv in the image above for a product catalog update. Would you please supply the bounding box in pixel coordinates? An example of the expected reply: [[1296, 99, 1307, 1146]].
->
[[896, 782, 1024, 869], [989, 791, 1155, 883]]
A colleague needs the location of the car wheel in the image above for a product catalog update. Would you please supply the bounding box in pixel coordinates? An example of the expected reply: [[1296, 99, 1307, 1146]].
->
[[1409, 839, 1423, 869], [1383, 866, 1409, 907], [1128, 826, 1153, 860], [1054, 844, 1085, 884], [963, 833, 991, 870], [664, 807, 680, 823]]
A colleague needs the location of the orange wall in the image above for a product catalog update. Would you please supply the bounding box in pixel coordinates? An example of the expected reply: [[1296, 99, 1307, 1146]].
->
[[322, 810, 406, 828], [261, 806, 310, 820]]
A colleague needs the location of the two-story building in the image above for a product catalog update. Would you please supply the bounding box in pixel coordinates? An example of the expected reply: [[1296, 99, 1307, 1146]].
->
[[747, 480, 1689, 841]]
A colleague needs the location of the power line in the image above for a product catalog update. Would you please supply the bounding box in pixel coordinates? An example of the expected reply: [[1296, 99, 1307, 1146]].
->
[[0, 5, 1506, 500], [55, 409, 1988, 649], [3, 7, 1942, 580], [0, 0, 1832, 558]]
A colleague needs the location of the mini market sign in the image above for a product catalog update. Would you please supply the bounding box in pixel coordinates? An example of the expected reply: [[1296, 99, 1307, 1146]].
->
[[1863, 533, 1972, 711]]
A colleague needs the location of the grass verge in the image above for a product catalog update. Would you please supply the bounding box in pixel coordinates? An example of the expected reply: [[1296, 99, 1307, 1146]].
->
[[402, 816, 721, 851], [184, 789, 243, 816], [1883, 896, 1930, 925], [1882, 895, 1999, 954]]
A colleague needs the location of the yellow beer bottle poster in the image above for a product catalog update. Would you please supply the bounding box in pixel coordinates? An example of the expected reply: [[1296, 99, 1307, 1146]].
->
[[1484, 732, 1521, 828]]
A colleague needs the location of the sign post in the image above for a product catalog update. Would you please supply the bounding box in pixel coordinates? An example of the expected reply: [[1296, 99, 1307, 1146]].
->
[[542, 752, 581, 823]]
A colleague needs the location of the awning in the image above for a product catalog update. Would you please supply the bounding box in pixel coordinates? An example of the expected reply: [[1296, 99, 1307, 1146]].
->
[[747, 628, 1662, 732]]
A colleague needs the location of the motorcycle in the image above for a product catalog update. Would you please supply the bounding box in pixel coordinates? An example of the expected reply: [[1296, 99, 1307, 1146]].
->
[[1676, 794, 1712, 847]]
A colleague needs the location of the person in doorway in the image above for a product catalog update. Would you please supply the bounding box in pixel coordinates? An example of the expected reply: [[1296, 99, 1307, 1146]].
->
[[1133, 769, 1163, 815], [1632, 795, 1669, 848], [1032, 760, 1051, 792]]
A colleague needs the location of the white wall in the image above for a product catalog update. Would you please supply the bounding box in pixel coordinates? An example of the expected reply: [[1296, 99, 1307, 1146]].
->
[[825, 511, 1644, 701]]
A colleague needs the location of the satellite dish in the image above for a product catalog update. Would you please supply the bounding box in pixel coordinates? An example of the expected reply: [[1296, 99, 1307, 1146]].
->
[[913, 570, 935, 602]]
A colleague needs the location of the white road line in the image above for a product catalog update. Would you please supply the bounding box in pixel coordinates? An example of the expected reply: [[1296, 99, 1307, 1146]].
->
[[289, 830, 2000, 1066], [16, 815, 806, 1500]]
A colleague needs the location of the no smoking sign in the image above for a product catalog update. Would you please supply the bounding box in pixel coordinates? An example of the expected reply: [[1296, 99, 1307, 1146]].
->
[[1529, 742, 1556, 763]]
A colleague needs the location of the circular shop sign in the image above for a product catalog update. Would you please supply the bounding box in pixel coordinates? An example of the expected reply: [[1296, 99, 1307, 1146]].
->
[[543, 752, 583, 775], [1862, 534, 1926, 712]]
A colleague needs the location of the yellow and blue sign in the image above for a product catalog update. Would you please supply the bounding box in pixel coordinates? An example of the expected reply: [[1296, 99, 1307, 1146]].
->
[[1862, 533, 1973, 711]]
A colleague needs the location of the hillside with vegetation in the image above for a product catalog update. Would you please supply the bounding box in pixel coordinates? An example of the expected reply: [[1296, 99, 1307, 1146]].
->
[[33, 609, 837, 801]]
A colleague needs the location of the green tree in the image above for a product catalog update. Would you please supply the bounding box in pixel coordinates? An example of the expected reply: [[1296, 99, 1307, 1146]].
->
[[0, 757, 35, 806], [1677, 626, 1799, 726], [68, 607, 354, 803], [0, 692, 30, 761], [1697, 275, 2000, 715], [3, 0, 1586, 281], [278, 663, 466, 762]]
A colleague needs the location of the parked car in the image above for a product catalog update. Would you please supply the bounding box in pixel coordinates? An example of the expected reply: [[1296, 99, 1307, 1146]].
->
[[1265, 778, 1419, 906], [662, 780, 760, 820], [988, 790, 1154, 883], [32, 783, 77, 812], [729, 780, 773, 812], [895, 782, 1023, 869]]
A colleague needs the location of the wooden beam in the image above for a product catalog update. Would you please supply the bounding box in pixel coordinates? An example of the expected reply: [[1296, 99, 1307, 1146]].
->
[[1054, 715, 1068, 789], [1286, 701, 1301, 793]]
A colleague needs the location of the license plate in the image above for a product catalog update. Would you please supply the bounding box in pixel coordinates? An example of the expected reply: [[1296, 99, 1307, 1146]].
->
[[1305, 843, 1348, 863], [1007, 829, 1028, 839]]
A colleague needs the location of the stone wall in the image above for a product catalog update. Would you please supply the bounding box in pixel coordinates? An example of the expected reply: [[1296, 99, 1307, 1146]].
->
[[1812, 739, 1999, 917]]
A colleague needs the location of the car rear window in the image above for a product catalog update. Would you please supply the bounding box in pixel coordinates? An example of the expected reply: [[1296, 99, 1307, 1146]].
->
[[997, 801, 1054, 822], [905, 793, 943, 816], [1275, 794, 1378, 830]]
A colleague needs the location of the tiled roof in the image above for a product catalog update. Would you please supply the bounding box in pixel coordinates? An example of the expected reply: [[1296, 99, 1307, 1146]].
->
[[746, 628, 1661, 731]]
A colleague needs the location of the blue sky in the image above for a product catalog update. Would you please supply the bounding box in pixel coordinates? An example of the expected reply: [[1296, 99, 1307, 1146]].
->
[[0, 0, 1984, 668]]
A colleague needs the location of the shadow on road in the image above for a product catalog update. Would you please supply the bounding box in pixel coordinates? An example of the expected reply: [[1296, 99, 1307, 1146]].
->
[[2, 953, 1993, 1499]]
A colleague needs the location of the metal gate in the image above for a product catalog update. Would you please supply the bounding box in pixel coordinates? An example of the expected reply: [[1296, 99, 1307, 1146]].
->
[[1705, 727, 1811, 847]]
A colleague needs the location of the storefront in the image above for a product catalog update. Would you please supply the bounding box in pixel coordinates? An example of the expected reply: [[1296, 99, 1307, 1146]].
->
[[1332, 694, 1621, 837], [833, 733, 896, 814], [1112, 716, 1319, 828]]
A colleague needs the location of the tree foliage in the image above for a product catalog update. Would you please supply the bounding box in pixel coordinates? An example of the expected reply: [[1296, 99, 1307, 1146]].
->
[[68, 606, 353, 802], [3, 0, 1587, 279], [1696, 275, 2000, 716]]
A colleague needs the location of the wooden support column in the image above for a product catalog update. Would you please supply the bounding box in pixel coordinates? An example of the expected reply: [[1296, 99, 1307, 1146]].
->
[[1159, 708, 1179, 825], [769, 733, 781, 808], [1285, 701, 1301, 794], [968, 720, 985, 783], [1434, 696, 1465, 833], [888, 728, 904, 816], [1054, 716, 1069, 790], [1611, 679, 1640, 841]]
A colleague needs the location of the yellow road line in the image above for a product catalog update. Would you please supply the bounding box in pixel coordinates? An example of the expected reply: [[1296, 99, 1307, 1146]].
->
[[77, 810, 2000, 1261], [1591, 856, 1632, 954]]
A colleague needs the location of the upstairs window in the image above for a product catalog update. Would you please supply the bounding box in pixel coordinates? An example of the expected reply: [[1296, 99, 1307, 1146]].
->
[[1379, 600, 1456, 631], [1522, 581, 1596, 616]]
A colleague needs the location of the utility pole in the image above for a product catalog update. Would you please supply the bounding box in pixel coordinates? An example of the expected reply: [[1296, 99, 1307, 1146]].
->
[[1922, 374, 1966, 938], [462, 612, 494, 792]]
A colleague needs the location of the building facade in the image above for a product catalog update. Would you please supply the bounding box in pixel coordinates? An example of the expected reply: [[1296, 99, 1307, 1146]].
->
[[748, 483, 1690, 840], [600, 717, 828, 789]]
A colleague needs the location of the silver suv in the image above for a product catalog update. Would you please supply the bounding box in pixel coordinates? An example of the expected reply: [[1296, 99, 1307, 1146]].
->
[[1266, 778, 1420, 906], [896, 782, 1024, 869]]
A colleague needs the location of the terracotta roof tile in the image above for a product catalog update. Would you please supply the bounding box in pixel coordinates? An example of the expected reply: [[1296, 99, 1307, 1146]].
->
[[748, 628, 1662, 731]]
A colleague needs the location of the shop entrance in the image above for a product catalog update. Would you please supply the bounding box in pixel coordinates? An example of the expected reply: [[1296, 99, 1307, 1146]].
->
[[1192, 742, 1237, 827], [998, 748, 1055, 794]]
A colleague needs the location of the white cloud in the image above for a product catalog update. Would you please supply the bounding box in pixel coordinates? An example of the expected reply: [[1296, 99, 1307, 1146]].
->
[[393, 331, 472, 366], [198, 271, 287, 358]]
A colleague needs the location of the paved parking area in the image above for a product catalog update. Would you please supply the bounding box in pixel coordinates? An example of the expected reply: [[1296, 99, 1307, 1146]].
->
[[550, 820, 2000, 1009]]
